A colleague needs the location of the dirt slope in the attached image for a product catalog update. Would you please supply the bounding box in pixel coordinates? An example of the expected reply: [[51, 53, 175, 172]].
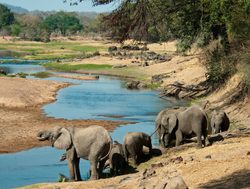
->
[[21, 136, 250, 189]]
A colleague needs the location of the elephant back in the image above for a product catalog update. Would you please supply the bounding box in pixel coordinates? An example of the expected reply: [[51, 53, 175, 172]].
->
[[73, 125, 112, 160]]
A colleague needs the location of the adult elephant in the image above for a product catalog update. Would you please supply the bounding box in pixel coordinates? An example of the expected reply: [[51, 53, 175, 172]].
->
[[123, 132, 152, 165], [155, 106, 186, 146], [210, 110, 230, 134], [37, 125, 112, 181], [160, 105, 208, 148]]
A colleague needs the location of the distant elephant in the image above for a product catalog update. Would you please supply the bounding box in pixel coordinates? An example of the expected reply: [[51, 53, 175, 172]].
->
[[109, 140, 127, 176], [161, 105, 208, 148], [37, 125, 112, 181], [155, 106, 186, 146], [210, 110, 230, 134], [123, 132, 152, 165]]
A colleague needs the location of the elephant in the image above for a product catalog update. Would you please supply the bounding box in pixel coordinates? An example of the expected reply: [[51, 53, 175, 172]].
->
[[37, 125, 112, 181], [160, 105, 208, 148], [155, 106, 186, 146], [109, 140, 127, 176], [123, 132, 152, 165], [210, 110, 230, 134]]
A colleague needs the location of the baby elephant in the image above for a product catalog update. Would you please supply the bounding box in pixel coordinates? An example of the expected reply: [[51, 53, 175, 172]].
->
[[123, 132, 152, 165], [211, 110, 230, 134], [109, 140, 127, 176]]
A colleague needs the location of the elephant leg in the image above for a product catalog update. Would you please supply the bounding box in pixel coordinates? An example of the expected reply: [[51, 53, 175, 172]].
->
[[67, 158, 76, 181], [89, 159, 99, 180], [66, 148, 78, 181], [175, 130, 183, 146], [74, 157, 82, 181], [202, 127, 207, 147], [196, 132, 203, 149], [98, 160, 105, 178]]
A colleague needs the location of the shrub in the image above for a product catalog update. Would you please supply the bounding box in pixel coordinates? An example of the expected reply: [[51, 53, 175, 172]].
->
[[205, 46, 237, 89]]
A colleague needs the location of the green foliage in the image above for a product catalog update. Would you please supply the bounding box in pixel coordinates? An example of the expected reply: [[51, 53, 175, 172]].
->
[[205, 46, 237, 88], [0, 4, 14, 29], [31, 72, 51, 78], [239, 52, 250, 93], [43, 62, 112, 72], [11, 24, 21, 36], [42, 11, 83, 36], [16, 72, 28, 78]]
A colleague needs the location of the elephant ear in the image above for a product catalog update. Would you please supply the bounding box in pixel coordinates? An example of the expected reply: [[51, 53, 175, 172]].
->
[[162, 114, 178, 134], [168, 114, 178, 134], [53, 128, 72, 150]]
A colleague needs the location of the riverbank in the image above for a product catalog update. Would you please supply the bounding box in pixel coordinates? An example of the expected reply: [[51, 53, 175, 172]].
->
[[1, 37, 249, 189], [20, 135, 250, 189], [0, 77, 128, 153]]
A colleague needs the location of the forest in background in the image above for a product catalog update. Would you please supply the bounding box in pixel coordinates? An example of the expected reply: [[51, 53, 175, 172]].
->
[[0, 0, 249, 95]]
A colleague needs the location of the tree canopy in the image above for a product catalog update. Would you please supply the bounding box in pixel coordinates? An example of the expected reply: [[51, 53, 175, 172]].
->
[[0, 4, 14, 29], [42, 11, 83, 36], [65, 0, 250, 51]]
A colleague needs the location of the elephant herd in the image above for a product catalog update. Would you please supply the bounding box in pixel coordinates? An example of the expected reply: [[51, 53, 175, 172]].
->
[[36, 104, 230, 182]]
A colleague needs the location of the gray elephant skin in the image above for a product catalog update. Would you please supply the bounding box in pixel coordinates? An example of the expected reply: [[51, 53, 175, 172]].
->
[[109, 140, 127, 176], [210, 110, 230, 134], [37, 125, 112, 181], [155, 106, 186, 146], [160, 105, 208, 148], [123, 132, 152, 164]]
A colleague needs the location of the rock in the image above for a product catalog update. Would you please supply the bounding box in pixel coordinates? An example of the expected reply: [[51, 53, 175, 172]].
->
[[247, 152, 250, 155], [119, 176, 132, 184], [0, 69, 7, 75], [142, 168, 156, 179], [205, 155, 212, 159], [131, 60, 140, 64], [137, 82, 147, 89], [112, 64, 127, 68], [140, 46, 149, 51], [103, 185, 117, 189], [122, 45, 140, 51], [108, 46, 118, 52], [142, 61, 149, 67], [151, 162, 164, 169], [184, 156, 194, 163], [165, 176, 188, 189], [93, 51, 100, 56], [170, 156, 183, 164], [126, 80, 141, 89]]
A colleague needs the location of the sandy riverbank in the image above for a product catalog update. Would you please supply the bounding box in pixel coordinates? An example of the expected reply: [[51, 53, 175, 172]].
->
[[0, 77, 128, 153], [1, 38, 249, 189]]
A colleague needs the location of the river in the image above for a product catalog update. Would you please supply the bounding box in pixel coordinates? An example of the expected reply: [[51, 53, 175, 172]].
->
[[0, 61, 183, 188]]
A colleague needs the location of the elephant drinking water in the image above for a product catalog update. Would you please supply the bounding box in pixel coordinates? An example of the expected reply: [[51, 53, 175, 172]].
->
[[37, 125, 112, 181], [159, 105, 208, 148]]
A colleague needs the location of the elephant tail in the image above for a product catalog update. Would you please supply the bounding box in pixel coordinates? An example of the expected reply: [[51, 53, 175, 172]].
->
[[99, 135, 113, 162], [151, 124, 160, 137]]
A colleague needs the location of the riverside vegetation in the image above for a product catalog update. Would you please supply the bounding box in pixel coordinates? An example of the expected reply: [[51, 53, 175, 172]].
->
[[0, 1, 250, 188]]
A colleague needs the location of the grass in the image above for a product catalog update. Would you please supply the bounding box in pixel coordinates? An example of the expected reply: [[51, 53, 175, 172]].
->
[[31, 71, 51, 78], [44, 62, 112, 72], [0, 41, 106, 60]]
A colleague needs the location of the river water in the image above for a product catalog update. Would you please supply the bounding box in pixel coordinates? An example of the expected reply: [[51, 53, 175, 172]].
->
[[0, 62, 183, 188]]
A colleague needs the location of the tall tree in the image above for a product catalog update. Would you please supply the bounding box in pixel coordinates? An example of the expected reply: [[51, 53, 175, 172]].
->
[[0, 4, 14, 29], [42, 11, 83, 36]]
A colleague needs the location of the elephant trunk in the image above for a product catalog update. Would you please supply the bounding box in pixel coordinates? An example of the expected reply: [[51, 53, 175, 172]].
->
[[36, 130, 51, 141]]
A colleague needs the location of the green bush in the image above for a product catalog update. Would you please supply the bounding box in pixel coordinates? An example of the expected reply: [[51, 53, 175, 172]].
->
[[205, 47, 237, 89], [31, 72, 51, 78]]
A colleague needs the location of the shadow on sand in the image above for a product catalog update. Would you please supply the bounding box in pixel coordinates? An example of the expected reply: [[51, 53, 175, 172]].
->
[[199, 169, 250, 189]]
